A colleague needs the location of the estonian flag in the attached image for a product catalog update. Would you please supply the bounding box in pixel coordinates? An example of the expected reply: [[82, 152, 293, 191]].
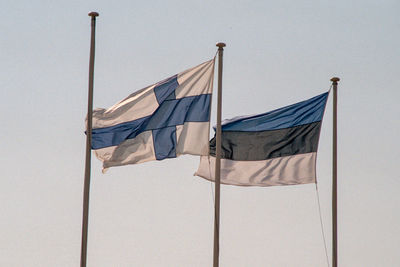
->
[[195, 92, 329, 186], [90, 59, 215, 171]]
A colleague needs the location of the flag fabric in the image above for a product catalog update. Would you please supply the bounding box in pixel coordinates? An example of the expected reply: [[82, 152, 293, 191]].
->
[[90, 59, 215, 171], [195, 92, 329, 186]]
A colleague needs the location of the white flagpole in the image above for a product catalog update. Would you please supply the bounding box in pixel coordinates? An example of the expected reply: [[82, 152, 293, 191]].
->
[[81, 11, 99, 267], [213, 42, 225, 267], [331, 77, 340, 267]]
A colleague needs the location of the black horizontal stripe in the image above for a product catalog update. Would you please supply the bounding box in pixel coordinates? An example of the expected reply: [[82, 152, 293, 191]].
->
[[210, 121, 321, 161]]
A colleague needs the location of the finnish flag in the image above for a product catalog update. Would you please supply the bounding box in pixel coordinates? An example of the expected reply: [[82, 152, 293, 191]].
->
[[90, 59, 215, 171]]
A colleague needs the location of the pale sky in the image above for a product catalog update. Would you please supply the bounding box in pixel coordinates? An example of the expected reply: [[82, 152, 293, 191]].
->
[[1, 1, 399, 266]]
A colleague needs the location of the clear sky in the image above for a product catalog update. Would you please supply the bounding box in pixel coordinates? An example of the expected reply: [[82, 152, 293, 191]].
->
[[1, 0, 399, 266]]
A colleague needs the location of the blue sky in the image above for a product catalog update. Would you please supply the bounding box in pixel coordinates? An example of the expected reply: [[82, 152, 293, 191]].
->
[[1, 1, 399, 266]]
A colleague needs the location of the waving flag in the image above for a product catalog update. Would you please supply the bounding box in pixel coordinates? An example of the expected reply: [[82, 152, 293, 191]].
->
[[90, 59, 215, 171], [195, 92, 329, 186]]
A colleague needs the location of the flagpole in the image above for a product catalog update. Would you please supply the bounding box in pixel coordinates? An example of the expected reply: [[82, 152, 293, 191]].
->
[[213, 42, 225, 267], [81, 11, 99, 267], [331, 77, 340, 267]]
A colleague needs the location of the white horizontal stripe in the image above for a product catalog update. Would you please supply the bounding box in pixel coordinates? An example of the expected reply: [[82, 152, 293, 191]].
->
[[176, 122, 210, 156], [92, 84, 158, 129], [176, 59, 215, 99], [95, 131, 156, 172], [195, 153, 316, 187]]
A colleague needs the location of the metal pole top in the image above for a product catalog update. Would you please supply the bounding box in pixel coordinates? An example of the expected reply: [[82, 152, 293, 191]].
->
[[216, 42, 226, 49], [330, 77, 340, 84], [88, 12, 99, 17]]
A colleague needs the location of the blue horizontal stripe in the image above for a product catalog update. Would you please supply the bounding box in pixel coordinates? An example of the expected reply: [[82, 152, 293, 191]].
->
[[91, 116, 149, 150], [91, 94, 211, 149], [144, 94, 211, 130], [221, 92, 329, 132]]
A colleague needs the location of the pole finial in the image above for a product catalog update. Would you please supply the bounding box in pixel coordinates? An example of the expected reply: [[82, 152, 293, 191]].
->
[[330, 77, 340, 84], [88, 12, 99, 17], [216, 42, 226, 49]]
